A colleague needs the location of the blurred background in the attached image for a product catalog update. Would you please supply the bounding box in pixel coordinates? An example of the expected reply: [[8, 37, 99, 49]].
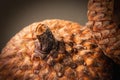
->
[[0, 0, 88, 51], [0, 0, 119, 52], [0, 0, 120, 79]]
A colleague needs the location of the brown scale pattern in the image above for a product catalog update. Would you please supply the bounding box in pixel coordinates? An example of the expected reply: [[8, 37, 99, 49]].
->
[[86, 0, 120, 64], [0, 19, 114, 80]]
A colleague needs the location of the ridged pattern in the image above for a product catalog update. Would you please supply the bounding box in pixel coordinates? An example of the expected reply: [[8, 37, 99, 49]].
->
[[0, 19, 113, 80], [86, 0, 120, 64]]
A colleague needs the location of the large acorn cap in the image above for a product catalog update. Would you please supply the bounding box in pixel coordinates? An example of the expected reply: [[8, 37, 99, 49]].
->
[[0, 19, 114, 80]]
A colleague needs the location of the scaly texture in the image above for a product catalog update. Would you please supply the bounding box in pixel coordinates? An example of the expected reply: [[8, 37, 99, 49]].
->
[[0, 19, 113, 80], [86, 0, 120, 64]]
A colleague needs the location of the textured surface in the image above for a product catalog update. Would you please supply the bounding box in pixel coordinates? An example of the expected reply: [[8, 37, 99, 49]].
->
[[86, 0, 120, 64], [0, 0, 88, 52], [0, 19, 113, 80]]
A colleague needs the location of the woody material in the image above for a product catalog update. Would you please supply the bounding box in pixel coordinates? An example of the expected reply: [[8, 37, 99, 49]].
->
[[86, 0, 120, 64]]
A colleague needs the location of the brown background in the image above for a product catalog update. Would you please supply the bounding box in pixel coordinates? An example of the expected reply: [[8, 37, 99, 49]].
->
[[0, 0, 120, 79], [0, 0, 88, 52], [0, 0, 120, 51]]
